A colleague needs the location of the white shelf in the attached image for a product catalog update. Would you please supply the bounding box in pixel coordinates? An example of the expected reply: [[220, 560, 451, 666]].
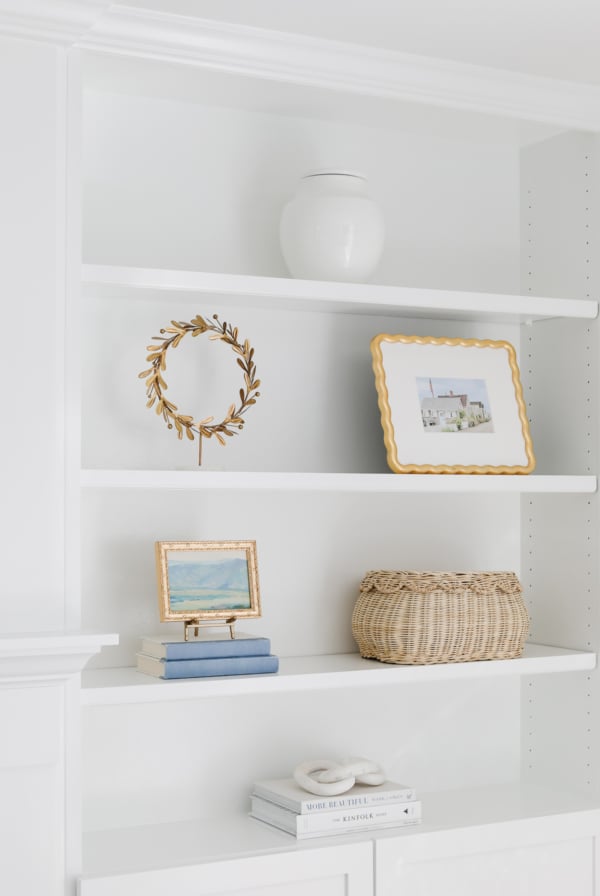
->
[[81, 264, 598, 324], [81, 785, 600, 881], [81, 644, 595, 706], [80, 469, 597, 495]]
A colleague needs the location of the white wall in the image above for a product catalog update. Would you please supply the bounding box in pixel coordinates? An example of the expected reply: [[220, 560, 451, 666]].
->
[[82, 89, 519, 293], [0, 33, 73, 896], [0, 37, 67, 631], [80, 78, 525, 830], [83, 679, 520, 830], [519, 132, 600, 795]]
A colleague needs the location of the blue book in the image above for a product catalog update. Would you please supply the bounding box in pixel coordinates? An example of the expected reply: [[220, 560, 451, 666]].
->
[[136, 652, 279, 679], [140, 632, 271, 661]]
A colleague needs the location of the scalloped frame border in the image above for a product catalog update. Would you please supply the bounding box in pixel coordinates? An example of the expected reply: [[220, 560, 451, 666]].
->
[[370, 333, 536, 475]]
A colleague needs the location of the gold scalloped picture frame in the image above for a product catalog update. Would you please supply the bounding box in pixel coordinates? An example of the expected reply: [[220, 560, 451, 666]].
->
[[371, 334, 535, 474]]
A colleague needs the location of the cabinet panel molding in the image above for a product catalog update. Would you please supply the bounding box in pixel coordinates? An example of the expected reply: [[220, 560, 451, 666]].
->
[[79, 840, 373, 896]]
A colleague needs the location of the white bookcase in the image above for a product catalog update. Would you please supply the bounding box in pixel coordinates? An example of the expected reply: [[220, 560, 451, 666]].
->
[[2, 4, 600, 895]]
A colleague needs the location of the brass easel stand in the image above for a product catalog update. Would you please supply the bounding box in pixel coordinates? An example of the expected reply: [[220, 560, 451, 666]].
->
[[184, 616, 237, 641]]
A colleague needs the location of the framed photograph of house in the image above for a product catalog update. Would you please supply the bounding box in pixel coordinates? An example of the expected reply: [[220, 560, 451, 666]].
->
[[370, 334, 535, 474], [155, 541, 262, 633]]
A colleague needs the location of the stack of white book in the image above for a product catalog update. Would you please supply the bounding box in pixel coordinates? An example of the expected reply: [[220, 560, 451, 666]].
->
[[250, 776, 421, 839]]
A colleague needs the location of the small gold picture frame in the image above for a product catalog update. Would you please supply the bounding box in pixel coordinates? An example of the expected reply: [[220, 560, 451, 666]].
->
[[155, 541, 262, 638], [371, 333, 535, 474]]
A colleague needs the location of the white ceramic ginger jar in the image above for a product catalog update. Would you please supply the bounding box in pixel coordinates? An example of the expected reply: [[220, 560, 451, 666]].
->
[[279, 169, 385, 282]]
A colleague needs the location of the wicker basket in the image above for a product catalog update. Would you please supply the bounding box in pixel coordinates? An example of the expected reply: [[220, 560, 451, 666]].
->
[[352, 571, 529, 665]]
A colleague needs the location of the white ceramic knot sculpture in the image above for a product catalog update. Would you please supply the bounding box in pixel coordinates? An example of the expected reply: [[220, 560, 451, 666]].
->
[[293, 757, 386, 796]]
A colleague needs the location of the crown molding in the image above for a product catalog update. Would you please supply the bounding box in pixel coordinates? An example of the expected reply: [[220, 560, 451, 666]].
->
[[78, 4, 600, 131], [0, 0, 112, 45], [3, 2, 600, 130]]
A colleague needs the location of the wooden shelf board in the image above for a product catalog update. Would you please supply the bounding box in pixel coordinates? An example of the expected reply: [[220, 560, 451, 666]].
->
[[81, 644, 596, 706], [80, 470, 597, 495], [81, 265, 598, 324], [81, 785, 600, 882]]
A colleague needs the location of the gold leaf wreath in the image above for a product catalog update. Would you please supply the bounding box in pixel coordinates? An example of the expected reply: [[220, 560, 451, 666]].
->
[[138, 313, 261, 464]]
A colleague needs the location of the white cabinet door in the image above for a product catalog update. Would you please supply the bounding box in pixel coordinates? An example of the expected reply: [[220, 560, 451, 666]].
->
[[79, 840, 373, 896], [376, 824, 598, 896], [379, 839, 593, 895], [0, 685, 66, 896]]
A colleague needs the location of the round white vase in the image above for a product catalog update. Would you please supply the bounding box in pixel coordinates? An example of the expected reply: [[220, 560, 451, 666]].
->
[[279, 170, 385, 282]]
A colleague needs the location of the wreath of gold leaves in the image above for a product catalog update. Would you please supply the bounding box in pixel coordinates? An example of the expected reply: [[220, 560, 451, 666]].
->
[[138, 313, 261, 465]]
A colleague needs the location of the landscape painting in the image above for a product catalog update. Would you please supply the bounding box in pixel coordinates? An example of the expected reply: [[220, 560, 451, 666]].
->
[[417, 376, 494, 433], [156, 540, 261, 621]]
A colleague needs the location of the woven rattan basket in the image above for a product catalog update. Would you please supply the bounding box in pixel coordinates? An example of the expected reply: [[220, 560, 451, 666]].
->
[[352, 571, 529, 665]]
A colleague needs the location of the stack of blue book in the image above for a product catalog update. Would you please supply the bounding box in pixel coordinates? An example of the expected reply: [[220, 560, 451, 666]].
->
[[136, 631, 279, 679]]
